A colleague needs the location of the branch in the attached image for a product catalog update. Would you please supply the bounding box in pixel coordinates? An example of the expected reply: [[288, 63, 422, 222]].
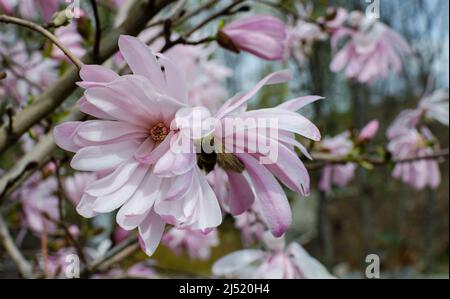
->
[[0, 108, 83, 205], [90, 0, 102, 62], [0, 0, 176, 155], [0, 214, 34, 278], [81, 236, 139, 278], [160, 0, 246, 52], [0, 15, 84, 69], [309, 148, 450, 168]]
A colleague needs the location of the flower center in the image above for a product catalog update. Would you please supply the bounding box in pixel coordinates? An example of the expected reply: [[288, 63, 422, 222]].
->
[[150, 122, 169, 142]]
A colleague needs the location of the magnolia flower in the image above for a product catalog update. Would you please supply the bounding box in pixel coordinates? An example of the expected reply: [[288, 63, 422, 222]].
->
[[18, 173, 59, 235], [387, 90, 448, 139], [212, 233, 334, 279], [54, 35, 223, 255], [388, 127, 441, 190], [54, 35, 321, 255], [330, 11, 411, 83], [52, 21, 86, 61], [318, 132, 356, 193], [0, 0, 14, 14], [162, 228, 219, 260], [218, 15, 287, 61], [286, 20, 327, 62], [417, 90, 449, 127], [0, 39, 57, 104]]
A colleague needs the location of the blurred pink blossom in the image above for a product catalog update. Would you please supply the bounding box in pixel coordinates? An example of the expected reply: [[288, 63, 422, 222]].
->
[[18, 0, 60, 22], [218, 15, 287, 61], [19, 173, 59, 235], [0, 39, 58, 104], [0, 0, 14, 14], [212, 233, 334, 279], [388, 127, 441, 190], [233, 202, 266, 246], [162, 228, 219, 260], [52, 21, 86, 61], [318, 131, 356, 193], [358, 119, 379, 142], [330, 11, 411, 83]]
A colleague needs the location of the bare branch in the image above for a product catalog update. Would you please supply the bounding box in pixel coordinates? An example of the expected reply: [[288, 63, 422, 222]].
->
[[0, 15, 84, 69], [0, 214, 34, 278], [90, 0, 102, 62]]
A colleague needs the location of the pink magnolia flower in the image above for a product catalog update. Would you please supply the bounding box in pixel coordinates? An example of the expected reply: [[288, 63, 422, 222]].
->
[[357, 119, 379, 142], [162, 227, 219, 260], [417, 90, 449, 127], [18, 0, 60, 22], [0, 39, 58, 104], [330, 11, 411, 83], [387, 90, 449, 138], [286, 20, 327, 62], [218, 15, 287, 61], [0, 0, 15, 14], [18, 173, 59, 235], [54, 35, 321, 255], [388, 127, 441, 190], [318, 131, 356, 193], [52, 21, 86, 61], [212, 233, 334, 279], [54, 35, 224, 255]]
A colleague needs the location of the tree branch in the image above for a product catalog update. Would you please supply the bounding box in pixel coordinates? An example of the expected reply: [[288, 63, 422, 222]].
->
[[309, 148, 450, 169], [0, 15, 84, 69], [0, 214, 34, 278], [90, 0, 102, 62]]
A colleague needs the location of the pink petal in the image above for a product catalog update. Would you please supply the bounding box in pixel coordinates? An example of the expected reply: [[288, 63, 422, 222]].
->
[[138, 210, 165, 256], [236, 153, 292, 237]]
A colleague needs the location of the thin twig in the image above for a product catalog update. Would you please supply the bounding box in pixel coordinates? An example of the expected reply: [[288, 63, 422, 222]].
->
[[309, 148, 450, 169], [0, 15, 84, 69], [0, 214, 34, 278], [160, 0, 245, 52], [81, 236, 139, 277], [90, 0, 102, 62]]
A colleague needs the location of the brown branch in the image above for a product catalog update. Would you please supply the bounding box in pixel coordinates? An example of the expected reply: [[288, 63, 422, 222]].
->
[[81, 235, 139, 278], [160, 0, 246, 52], [309, 148, 450, 169], [90, 0, 102, 62], [0, 15, 84, 69], [0, 214, 34, 278]]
